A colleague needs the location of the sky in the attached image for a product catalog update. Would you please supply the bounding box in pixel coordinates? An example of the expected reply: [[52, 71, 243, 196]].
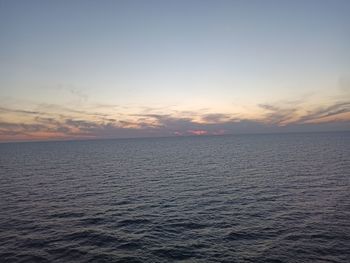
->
[[0, 0, 350, 142]]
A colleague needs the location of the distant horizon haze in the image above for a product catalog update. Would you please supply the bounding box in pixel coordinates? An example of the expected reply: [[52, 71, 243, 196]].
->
[[1, 130, 350, 144]]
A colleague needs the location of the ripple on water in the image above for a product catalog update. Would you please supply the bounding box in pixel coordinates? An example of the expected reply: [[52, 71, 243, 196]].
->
[[0, 133, 349, 262]]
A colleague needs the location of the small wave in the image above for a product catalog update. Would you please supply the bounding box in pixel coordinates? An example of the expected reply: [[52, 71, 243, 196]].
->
[[46, 247, 88, 261], [48, 211, 85, 219], [152, 247, 195, 260], [117, 218, 151, 227], [62, 230, 123, 247], [79, 216, 106, 225], [225, 230, 267, 241], [165, 221, 207, 230]]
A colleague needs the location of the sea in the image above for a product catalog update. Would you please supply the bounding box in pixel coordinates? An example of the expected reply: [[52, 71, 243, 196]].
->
[[0, 132, 349, 263]]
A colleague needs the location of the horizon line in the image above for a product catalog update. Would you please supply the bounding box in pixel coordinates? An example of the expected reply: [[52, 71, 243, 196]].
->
[[1, 129, 349, 144]]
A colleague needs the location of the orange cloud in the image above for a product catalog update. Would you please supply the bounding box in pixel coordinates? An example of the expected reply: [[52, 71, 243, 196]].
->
[[188, 130, 208, 135]]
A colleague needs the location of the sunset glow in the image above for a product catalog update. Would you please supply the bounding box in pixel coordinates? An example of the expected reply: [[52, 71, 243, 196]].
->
[[1, 0, 349, 142]]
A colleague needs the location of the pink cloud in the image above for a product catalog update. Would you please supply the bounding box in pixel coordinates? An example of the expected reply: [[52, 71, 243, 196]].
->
[[174, 131, 183, 136], [188, 130, 208, 135]]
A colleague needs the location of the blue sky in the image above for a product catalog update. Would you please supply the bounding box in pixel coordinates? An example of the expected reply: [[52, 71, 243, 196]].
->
[[0, 0, 349, 141]]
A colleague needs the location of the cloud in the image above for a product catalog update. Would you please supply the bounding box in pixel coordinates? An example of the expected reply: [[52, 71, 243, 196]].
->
[[1, 98, 350, 142], [201, 113, 232, 123], [65, 119, 100, 129], [0, 107, 41, 115], [36, 103, 109, 117], [258, 103, 298, 125], [298, 102, 350, 123], [258, 99, 350, 126], [188, 130, 208, 135]]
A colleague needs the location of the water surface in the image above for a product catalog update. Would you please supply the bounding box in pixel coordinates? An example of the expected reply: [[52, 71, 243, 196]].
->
[[1, 132, 349, 262]]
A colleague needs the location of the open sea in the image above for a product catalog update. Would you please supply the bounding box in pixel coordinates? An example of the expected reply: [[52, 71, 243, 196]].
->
[[0, 132, 349, 263]]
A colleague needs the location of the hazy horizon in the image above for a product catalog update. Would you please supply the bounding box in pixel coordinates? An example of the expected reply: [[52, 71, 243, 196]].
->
[[1, 0, 350, 142], [1, 129, 350, 144]]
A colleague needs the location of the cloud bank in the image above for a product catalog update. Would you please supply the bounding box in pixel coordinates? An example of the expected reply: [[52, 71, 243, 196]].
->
[[1, 98, 350, 142]]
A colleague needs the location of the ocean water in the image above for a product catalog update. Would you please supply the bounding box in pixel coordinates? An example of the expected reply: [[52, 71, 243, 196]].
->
[[0, 132, 349, 263]]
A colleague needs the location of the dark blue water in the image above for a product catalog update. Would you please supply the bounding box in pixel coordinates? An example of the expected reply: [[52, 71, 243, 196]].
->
[[1, 132, 350, 263]]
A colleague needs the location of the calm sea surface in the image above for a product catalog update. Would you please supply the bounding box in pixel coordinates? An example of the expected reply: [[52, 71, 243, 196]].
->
[[1, 132, 349, 263]]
